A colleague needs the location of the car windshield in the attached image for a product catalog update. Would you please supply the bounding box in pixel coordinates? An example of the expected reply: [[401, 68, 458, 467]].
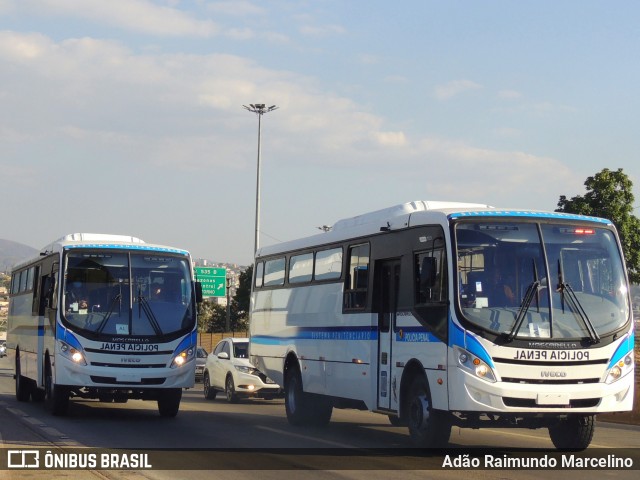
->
[[62, 251, 195, 339], [456, 220, 630, 340], [233, 342, 249, 358]]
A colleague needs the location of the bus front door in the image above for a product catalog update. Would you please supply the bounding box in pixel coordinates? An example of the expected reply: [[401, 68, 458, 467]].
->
[[376, 259, 400, 410]]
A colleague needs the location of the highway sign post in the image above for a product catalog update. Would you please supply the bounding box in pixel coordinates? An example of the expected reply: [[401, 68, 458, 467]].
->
[[194, 267, 227, 298]]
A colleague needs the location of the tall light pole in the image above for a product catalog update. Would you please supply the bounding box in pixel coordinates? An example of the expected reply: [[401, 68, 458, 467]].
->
[[243, 104, 278, 255]]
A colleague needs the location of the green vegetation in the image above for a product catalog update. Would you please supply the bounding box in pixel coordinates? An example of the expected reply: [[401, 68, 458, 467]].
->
[[557, 168, 640, 283]]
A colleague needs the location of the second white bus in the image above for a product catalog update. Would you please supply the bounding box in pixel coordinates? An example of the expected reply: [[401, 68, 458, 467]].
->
[[249, 201, 635, 449]]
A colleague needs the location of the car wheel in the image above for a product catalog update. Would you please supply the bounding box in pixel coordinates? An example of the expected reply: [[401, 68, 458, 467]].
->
[[225, 375, 239, 403], [203, 372, 217, 400]]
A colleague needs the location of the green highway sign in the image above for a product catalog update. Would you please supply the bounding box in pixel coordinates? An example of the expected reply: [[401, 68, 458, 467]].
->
[[194, 267, 227, 298]]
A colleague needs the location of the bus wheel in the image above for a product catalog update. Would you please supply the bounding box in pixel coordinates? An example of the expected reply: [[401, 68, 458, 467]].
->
[[284, 364, 311, 426], [548, 415, 595, 450], [203, 372, 217, 400], [406, 375, 450, 447], [309, 395, 333, 426], [15, 357, 31, 402], [283, 364, 333, 427], [158, 388, 182, 417], [44, 367, 69, 416], [388, 414, 405, 426]]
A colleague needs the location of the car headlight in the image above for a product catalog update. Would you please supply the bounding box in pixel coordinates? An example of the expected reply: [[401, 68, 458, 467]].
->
[[59, 340, 87, 366], [234, 364, 258, 375], [605, 353, 634, 384], [171, 347, 195, 369], [456, 346, 496, 383]]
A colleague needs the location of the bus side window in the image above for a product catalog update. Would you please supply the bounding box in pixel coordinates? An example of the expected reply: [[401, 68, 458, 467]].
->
[[343, 244, 370, 310], [31, 266, 41, 315]]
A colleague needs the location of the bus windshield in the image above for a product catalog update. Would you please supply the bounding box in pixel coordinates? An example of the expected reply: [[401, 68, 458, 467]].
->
[[456, 221, 630, 340], [62, 251, 195, 338]]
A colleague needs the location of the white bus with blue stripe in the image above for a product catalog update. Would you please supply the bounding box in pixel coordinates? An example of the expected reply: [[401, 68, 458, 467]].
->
[[250, 201, 635, 449], [6, 233, 202, 417]]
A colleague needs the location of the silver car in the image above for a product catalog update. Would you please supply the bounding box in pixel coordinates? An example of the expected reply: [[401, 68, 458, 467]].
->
[[195, 346, 208, 382], [203, 337, 281, 402]]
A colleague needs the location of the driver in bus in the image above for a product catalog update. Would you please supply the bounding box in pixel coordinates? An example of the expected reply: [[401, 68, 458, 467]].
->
[[66, 280, 90, 314]]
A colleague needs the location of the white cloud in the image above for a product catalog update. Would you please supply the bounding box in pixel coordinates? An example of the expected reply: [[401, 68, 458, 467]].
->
[[299, 24, 346, 36], [27, 0, 219, 37], [208, 1, 265, 16], [374, 131, 407, 147], [498, 89, 522, 100], [433, 79, 482, 100]]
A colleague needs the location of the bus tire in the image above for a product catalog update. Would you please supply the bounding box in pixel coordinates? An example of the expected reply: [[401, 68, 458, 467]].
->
[[548, 414, 595, 450], [307, 394, 333, 426], [158, 388, 182, 417], [203, 372, 217, 400], [406, 375, 451, 447], [44, 366, 70, 416], [284, 363, 312, 426], [388, 414, 405, 426], [15, 356, 31, 402]]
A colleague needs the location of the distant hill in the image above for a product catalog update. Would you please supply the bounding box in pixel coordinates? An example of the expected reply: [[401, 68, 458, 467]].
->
[[0, 239, 39, 273]]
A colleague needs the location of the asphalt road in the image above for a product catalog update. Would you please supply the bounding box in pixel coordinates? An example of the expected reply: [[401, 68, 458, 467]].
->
[[0, 359, 638, 480]]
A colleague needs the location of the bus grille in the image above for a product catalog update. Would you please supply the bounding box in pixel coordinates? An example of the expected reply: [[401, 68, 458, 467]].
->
[[501, 377, 600, 385], [503, 397, 600, 408], [90, 376, 165, 385], [90, 362, 166, 368]]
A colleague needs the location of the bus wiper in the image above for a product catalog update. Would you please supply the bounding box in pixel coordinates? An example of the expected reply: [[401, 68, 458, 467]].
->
[[138, 289, 163, 336], [507, 260, 540, 341], [557, 260, 600, 344], [96, 293, 122, 334]]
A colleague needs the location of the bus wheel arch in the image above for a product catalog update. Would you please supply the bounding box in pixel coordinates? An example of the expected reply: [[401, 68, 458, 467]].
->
[[402, 364, 451, 447], [15, 347, 32, 402], [44, 353, 70, 416], [283, 354, 332, 427], [398, 360, 425, 422]]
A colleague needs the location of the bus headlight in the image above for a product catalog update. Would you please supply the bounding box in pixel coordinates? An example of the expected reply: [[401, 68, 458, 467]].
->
[[456, 346, 496, 383], [59, 340, 87, 366], [605, 353, 633, 384], [171, 347, 195, 369]]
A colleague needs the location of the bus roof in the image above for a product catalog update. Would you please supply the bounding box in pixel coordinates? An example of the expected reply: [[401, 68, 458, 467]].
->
[[256, 201, 613, 258], [11, 233, 190, 271]]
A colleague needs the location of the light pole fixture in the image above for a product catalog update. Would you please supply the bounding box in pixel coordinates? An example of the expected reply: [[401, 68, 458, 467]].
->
[[242, 104, 278, 255]]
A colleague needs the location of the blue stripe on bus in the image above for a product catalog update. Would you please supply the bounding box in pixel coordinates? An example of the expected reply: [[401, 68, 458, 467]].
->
[[56, 323, 84, 351], [449, 322, 495, 368], [607, 333, 635, 369], [251, 326, 379, 345], [448, 210, 611, 224], [64, 244, 189, 255]]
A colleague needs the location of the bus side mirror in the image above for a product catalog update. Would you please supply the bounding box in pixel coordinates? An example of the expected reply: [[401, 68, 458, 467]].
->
[[195, 282, 203, 303]]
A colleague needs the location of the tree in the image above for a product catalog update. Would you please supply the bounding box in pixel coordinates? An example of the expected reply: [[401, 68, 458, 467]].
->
[[197, 301, 228, 333], [556, 168, 640, 283], [230, 265, 252, 333]]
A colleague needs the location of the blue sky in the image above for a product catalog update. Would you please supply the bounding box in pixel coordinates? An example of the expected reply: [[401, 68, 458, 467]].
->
[[1, 0, 639, 265]]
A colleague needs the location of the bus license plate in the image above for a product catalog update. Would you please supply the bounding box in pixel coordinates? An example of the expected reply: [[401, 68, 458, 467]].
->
[[537, 393, 570, 406]]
